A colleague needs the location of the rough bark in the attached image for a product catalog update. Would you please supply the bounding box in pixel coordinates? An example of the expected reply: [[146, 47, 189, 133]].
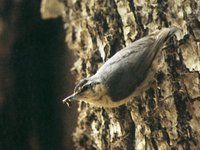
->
[[41, 0, 200, 149]]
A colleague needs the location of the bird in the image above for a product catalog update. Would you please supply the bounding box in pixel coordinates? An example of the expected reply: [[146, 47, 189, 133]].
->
[[63, 26, 178, 108]]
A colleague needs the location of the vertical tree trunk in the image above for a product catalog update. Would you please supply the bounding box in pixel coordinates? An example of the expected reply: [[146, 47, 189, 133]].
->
[[41, 0, 200, 149]]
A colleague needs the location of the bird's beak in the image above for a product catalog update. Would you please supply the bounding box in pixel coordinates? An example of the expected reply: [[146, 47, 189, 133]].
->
[[62, 93, 77, 106], [63, 93, 77, 102]]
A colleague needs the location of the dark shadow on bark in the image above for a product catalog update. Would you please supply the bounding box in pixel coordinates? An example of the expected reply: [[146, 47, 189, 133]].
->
[[0, 0, 76, 149]]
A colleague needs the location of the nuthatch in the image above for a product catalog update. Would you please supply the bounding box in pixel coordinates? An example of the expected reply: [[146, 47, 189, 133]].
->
[[63, 27, 178, 107]]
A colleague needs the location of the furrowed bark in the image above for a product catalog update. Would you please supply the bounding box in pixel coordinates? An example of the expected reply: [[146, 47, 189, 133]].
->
[[41, 0, 200, 149]]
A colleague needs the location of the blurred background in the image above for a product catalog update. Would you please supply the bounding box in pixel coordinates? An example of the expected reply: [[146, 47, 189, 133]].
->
[[0, 0, 77, 150]]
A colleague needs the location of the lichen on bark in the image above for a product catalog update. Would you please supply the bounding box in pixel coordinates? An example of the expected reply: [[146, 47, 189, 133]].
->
[[41, 0, 200, 149]]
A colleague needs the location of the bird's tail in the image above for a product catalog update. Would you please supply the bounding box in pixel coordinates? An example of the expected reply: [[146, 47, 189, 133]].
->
[[151, 26, 178, 51], [168, 26, 179, 37], [156, 26, 178, 44], [145, 26, 179, 65]]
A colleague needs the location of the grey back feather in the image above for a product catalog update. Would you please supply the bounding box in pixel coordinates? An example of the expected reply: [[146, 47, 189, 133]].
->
[[94, 27, 177, 101]]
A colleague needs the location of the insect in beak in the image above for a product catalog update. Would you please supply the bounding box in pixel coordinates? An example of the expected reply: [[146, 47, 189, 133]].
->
[[62, 93, 77, 107]]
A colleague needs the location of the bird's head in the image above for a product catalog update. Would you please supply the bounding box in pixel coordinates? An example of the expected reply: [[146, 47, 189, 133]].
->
[[62, 77, 107, 106]]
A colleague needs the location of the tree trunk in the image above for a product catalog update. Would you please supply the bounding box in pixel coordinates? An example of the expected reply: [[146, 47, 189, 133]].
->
[[41, 0, 200, 149]]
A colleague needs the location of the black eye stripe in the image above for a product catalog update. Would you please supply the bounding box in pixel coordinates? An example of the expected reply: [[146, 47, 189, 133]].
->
[[74, 78, 89, 92], [82, 85, 88, 91], [74, 79, 101, 93], [82, 84, 91, 91]]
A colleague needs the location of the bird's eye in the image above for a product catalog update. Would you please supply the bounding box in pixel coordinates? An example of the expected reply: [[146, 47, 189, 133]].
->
[[81, 84, 91, 92], [74, 78, 89, 93], [74, 80, 100, 93]]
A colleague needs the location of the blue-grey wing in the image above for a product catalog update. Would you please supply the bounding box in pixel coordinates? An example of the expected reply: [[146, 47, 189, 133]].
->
[[95, 37, 156, 101], [94, 27, 177, 101]]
